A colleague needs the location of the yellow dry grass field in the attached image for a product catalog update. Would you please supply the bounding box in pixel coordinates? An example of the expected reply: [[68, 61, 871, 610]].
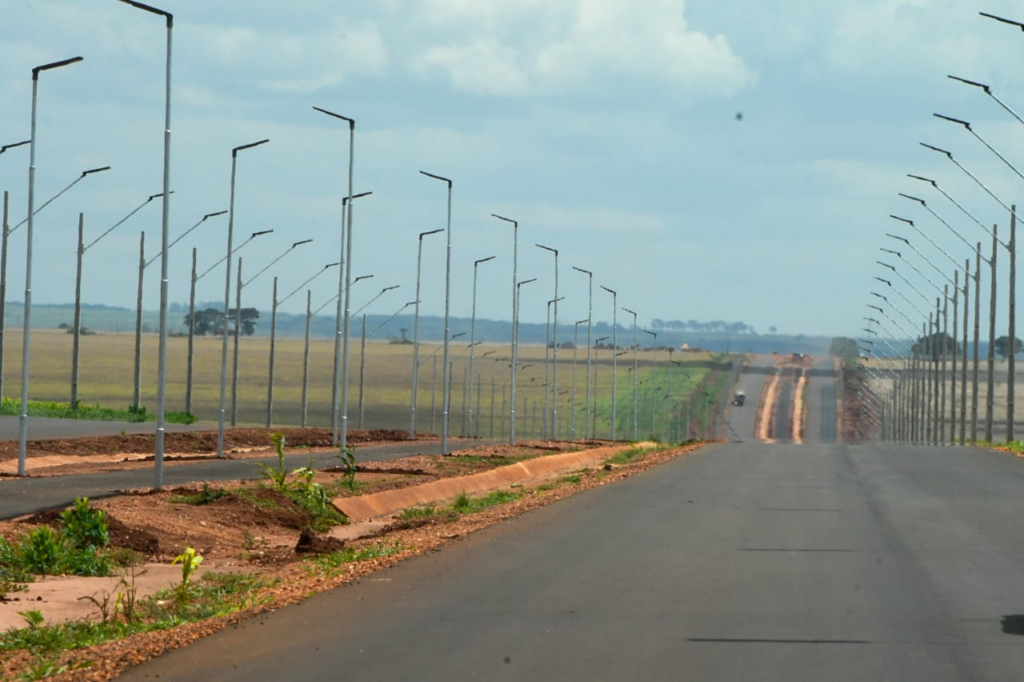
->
[[0, 329, 716, 440]]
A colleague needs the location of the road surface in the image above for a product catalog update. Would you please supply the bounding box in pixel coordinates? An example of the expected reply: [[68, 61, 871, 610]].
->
[[0, 416, 199, 441], [122, 440, 1024, 681]]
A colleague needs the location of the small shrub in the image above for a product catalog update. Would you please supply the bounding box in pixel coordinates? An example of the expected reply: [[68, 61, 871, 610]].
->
[[399, 505, 438, 519], [256, 433, 290, 492], [170, 483, 226, 506], [60, 497, 109, 551], [338, 445, 357, 492], [126, 404, 148, 422], [20, 527, 63, 575]]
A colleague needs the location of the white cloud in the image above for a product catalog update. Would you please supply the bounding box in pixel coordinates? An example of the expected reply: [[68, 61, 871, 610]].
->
[[415, 38, 530, 97], [411, 0, 752, 98], [183, 17, 388, 94], [534, 0, 752, 96]]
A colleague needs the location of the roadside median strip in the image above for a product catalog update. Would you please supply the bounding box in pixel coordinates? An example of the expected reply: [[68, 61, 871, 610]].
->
[[332, 442, 658, 522]]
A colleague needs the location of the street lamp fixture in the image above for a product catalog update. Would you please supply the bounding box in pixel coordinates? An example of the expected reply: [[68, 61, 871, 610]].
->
[[537, 244, 559, 435], [600, 285, 618, 439], [468, 255, 495, 438], [0, 141, 30, 155], [231, 237, 312, 425], [18, 54, 83, 476], [512, 278, 536, 442], [492, 214, 519, 441], [216, 138, 269, 459], [573, 266, 594, 437], [623, 306, 639, 440], [420, 170, 454, 454], [410, 227, 444, 438]]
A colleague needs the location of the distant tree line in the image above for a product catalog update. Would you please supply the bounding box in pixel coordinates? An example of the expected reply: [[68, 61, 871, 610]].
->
[[650, 319, 757, 334], [184, 308, 260, 336]]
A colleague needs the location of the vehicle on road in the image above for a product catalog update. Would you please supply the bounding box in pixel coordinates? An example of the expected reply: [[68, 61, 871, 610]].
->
[[732, 390, 746, 406]]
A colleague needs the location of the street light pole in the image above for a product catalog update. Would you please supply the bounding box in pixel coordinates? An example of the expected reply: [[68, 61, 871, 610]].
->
[[988, 226, 998, 442], [410, 227, 442, 438], [7, 165, 110, 403], [18, 55, 83, 477], [193, 228, 271, 416], [571, 319, 587, 438], [644, 329, 657, 438], [600, 286, 617, 440], [118, 0, 174, 489], [232, 239, 312, 425], [217, 138, 269, 459], [538, 244, 559, 435], [513, 279, 536, 441], [573, 266, 593, 437], [469, 256, 495, 439], [266, 261, 338, 427], [313, 106, 357, 449], [327, 191, 370, 444], [304, 275, 372, 428], [421, 170, 454, 454], [492, 214, 519, 442], [623, 307, 638, 441]]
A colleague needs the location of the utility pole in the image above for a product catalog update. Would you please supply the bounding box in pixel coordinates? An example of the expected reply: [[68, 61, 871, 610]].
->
[[987, 226, 998, 442]]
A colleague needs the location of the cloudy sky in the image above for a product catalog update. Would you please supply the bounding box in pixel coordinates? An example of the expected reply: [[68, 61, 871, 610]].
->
[[3, 0, 1024, 339]]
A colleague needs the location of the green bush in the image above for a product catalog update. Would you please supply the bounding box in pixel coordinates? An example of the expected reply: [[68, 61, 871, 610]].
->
[[60, 497, 109, 550], [0, 497, 113, 578]]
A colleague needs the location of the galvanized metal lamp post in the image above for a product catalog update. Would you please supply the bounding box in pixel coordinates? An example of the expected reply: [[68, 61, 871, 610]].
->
[[644, 329, 658, 438], [492, 214, 519, 442], [573, 266, 593, 437], [537, 244, 559, 436], [468, 256, 495, 439], [600, 286, 617, 439], [513, 279, 537, 442], [410, 228, 442, 438], [266, 262, 339, 427], [231, 239, 312, 425], [18, 55, 83, 477], [622, 307, 639, 441], [216, 139, 269, 459], [420, 170, 454, 454]]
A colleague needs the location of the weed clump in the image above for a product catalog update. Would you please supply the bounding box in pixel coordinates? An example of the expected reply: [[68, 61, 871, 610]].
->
[[0, 497, 115, 578]]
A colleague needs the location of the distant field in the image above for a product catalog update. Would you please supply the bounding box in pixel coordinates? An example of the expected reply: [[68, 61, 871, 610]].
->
[[0, 329, 730, 441]]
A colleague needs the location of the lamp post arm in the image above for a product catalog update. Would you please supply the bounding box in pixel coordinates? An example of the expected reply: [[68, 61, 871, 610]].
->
[[196, 230, 274, 282], [146, 209, 226, 267], [370, 301, 417, 337], [83, 192, 165, 254], [244, 240, 312, 288], [890, 212, 967, 270], [280, 263, 339, 306], [12, 167, 114, 235]]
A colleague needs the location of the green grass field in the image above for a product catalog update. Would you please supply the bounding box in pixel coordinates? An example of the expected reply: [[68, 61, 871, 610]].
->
[[0, 329, 732, 441]]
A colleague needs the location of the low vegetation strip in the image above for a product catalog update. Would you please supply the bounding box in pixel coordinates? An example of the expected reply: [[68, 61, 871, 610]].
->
[[332, 441, 659, 521]]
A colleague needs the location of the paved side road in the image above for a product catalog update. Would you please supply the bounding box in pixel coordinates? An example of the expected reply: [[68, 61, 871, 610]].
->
[[0, 416, 199, 441], [124, 441, 1024, 681], [0, 439, 481, 520]]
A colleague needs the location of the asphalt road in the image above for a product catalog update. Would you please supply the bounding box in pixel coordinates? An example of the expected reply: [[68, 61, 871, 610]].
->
[[122, 440, 1024, 681], [723, 356, 774, 441], [803, 357, 837, 444], [0, 416, 199, 441], [0, 439, 482, 519]]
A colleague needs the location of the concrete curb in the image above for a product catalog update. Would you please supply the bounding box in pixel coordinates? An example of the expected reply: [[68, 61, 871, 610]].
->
[[332, 442, 656, 521]]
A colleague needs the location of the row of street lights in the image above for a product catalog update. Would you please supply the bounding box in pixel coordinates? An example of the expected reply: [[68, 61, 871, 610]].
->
[[858, 10, 1024, 445], [4, 1, 684, 487]]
